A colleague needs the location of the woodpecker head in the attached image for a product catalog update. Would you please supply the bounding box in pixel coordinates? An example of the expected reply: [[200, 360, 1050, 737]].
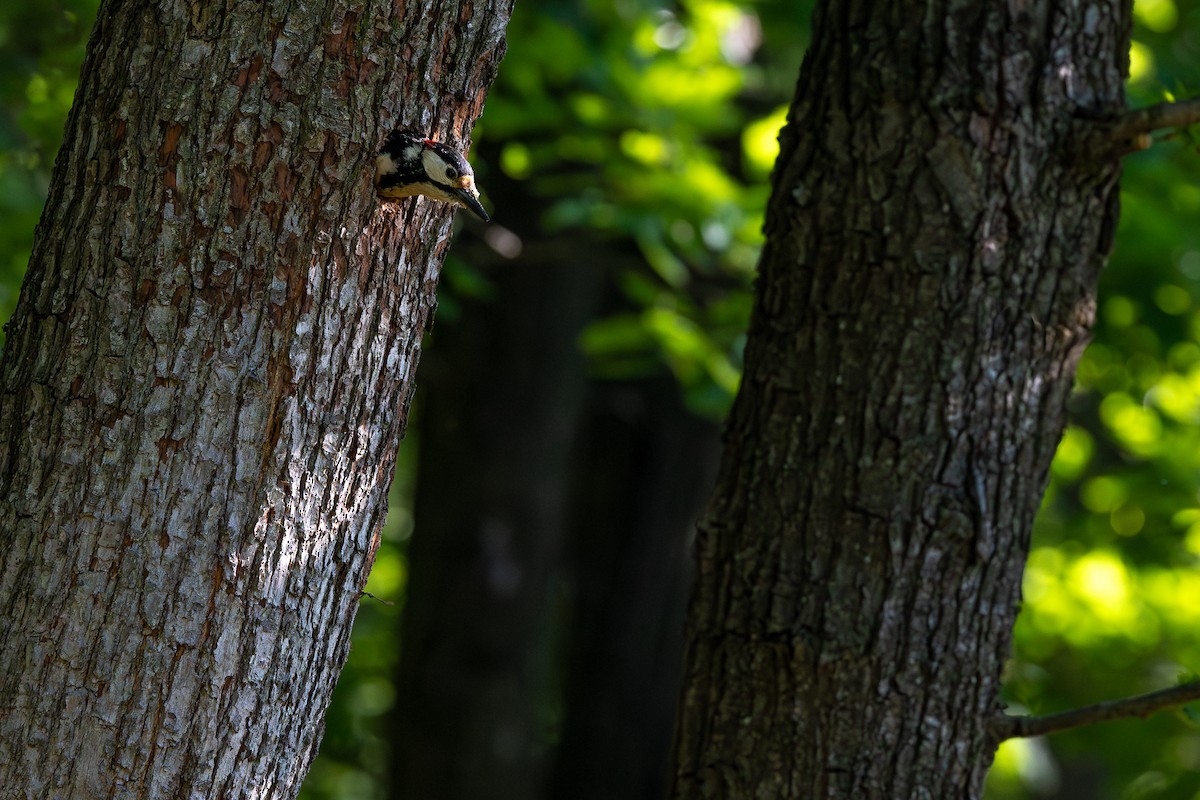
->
[[375, 129, 489, 222]]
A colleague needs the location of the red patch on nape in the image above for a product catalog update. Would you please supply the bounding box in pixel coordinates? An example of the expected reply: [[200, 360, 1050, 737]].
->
[[422, 138, 436, 148]]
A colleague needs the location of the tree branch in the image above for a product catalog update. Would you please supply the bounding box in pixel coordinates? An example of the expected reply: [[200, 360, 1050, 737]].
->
[[991, 681, 1200, 742], [1106, 97, 1200, 151]]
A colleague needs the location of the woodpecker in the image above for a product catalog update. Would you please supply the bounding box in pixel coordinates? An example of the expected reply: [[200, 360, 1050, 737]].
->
[[375, 129, 489, 222]]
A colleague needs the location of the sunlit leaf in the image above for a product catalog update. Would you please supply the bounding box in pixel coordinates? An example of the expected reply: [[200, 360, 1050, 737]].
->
[[1135, 0, 1178, 32], [1129, 40, 1156, 84], [743, 106, 788, 177]]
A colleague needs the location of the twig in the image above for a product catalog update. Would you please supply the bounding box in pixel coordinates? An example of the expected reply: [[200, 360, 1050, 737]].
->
[[1110, 97, 1200, 142], [358, 590, 395, 606], [990, 680, 1200, 742]]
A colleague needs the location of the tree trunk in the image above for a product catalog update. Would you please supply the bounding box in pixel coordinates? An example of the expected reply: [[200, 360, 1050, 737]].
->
[[671, 2, 1129, 798], [0, 0, 510, 795]]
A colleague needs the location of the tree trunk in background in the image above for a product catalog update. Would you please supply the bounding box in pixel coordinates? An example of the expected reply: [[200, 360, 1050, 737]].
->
[[391, 244, 603, 800], [0, 0, 510, 795], [671, 2, 1128, 798], [391, 239, 721, 800], [552, 377, 719, 800]]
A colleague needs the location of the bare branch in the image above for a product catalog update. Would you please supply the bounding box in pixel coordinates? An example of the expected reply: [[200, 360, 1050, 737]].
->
[[991, 681, 1200, 742], [1110, 97, 1200, 144], [358, 590, 396, 606]]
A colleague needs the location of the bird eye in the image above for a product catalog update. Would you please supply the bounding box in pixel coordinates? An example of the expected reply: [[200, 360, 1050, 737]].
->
[[445, 165, 459, 179]]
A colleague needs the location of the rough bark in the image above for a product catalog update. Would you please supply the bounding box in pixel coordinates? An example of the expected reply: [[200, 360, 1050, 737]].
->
[[671, 2, 1130, 798], [0, 0, 510, 796]]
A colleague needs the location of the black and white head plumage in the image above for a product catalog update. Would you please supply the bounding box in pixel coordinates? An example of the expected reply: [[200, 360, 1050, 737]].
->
[[375, 129, 489, 221]]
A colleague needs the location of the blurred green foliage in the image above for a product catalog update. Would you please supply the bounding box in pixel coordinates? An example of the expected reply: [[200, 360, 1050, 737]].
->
[[0, 0, 95, 329], [6, 0, 1200, 798], [474, 0, 812, 419]]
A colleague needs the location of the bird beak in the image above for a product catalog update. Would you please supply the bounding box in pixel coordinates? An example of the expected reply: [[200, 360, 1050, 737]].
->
[[451, 186, 489, 222], [449, 174, 489, 222]]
